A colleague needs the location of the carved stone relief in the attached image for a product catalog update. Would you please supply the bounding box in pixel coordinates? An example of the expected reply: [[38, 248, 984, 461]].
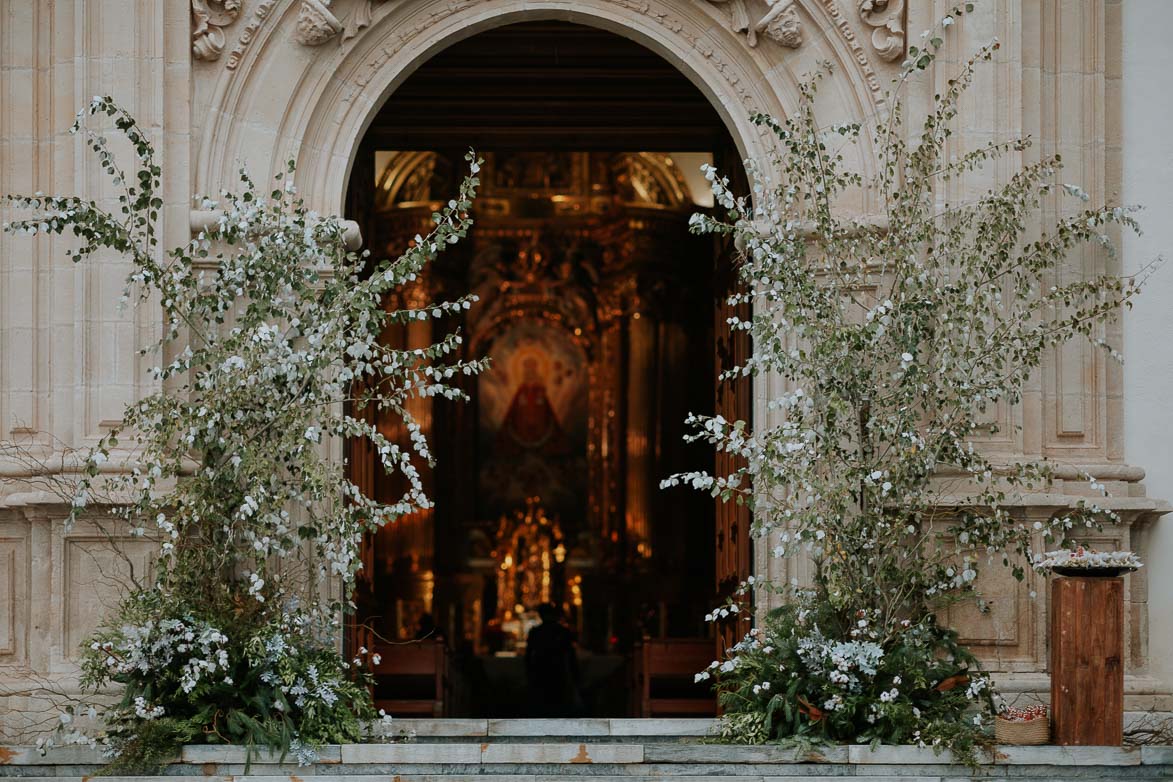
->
[[818, 0, 882, 97], [191, 0, 243, 62], [707, 0, 803, 49], [343, 0, 390, 41], [858, 0, 905, 62], [292, 0, 393, 47], [294, 0, 344, 46], [226, 0, 278, 70]]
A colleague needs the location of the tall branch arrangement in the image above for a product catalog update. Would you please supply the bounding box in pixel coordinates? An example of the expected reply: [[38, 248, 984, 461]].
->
[[3, 98, 484, 769], [670, 12, 1151, 758]]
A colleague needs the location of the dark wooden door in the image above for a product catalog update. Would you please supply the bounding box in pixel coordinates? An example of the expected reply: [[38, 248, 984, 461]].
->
[[712, 146, 753, 661], [713, 255, 753, 656], [344, 142, 379, 660], [344, 382, 378, 659]]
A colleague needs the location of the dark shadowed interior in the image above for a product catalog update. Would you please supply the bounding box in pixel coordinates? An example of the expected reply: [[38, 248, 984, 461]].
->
[[344, 21, 751, 718]]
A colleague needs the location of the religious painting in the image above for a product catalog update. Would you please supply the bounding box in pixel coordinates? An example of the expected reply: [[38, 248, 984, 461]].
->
[[477, 320, 589, 526]]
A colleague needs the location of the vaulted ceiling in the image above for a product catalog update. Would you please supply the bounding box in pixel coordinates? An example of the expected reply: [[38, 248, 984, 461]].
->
[[363, 21, 733, 152]]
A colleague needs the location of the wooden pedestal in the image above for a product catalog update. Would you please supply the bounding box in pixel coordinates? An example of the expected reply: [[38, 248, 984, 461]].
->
[[1049, 576, 1124, 746]]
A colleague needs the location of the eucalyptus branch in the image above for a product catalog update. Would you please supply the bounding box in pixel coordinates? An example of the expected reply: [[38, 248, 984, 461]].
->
[[3, 100, 485, 768], [672, 21, 1155, 758]]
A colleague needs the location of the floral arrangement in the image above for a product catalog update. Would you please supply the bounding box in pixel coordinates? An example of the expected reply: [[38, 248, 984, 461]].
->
[[1035, 546, 1143, 571], [3, 98, 484, 769], [993, 704, 1049, 745], [705, 594, 993, 762], [998, 705, 1047, 723], [75, 592, 377, 769], [671, 2, 1150, 760]]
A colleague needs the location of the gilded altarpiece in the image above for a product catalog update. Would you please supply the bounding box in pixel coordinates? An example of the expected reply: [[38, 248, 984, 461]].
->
[[351, 151, 720, 661]]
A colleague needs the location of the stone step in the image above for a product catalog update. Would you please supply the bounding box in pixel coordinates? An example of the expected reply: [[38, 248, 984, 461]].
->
[[0, 777, 975, 782], [0, 778, 1027, 782], [383, 718, 716, 741], [3, 741, 1170, 782], [4, 741, 1166, 765]]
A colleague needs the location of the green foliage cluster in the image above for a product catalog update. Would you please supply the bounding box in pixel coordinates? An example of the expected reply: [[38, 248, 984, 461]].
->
[[80, 594, 375, 770], [4, 98, 484, 770], [708, 594, 992, 763], [674, 3, 1152, 758]]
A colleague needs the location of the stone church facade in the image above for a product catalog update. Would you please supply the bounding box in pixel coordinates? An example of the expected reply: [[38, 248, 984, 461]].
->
[[1, 0, 1171, 737]]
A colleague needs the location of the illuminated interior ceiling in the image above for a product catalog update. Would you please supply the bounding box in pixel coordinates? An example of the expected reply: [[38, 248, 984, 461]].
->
[[374, 150, 700, 215]]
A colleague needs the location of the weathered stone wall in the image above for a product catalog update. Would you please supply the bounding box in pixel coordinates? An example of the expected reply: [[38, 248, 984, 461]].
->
[[0, 0, 191, 741], [1121, 0, 1173, 697], [1, 0, 1169, 740]]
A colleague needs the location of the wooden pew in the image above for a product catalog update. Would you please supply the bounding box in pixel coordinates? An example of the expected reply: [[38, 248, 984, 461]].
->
[[634, 637, 717, 717], [371, 638, 447, 717]]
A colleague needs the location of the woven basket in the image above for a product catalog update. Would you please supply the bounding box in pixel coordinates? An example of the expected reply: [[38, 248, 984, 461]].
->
[[995, 715, 1050, 745]]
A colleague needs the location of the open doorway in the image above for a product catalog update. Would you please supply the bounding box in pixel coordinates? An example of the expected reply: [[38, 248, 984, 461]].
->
[[345, 21, 751, 718]]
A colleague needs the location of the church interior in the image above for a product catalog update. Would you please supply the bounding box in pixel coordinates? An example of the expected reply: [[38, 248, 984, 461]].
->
[[344, 21, 751, 718]]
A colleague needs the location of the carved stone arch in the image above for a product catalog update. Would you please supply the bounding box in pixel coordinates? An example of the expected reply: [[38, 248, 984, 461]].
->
[[192, 0, 888, 217], [187, 0, 897, 625]]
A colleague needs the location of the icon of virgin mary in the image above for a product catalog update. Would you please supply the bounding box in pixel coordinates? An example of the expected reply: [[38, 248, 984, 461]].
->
[[497, 352, 569, 455]]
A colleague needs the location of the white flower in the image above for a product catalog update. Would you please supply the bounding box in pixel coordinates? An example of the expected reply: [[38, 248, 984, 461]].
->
[[1036, 547, 1142, 570]]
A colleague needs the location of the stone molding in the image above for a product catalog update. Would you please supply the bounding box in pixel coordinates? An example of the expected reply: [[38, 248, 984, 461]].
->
[[191, 0, 244, 61], [183, 0, 899, 121], [192, 0, 890, 219], [226, 0, 280, 70], [193, 1, 888, 74], [858, 0, 905, 62]]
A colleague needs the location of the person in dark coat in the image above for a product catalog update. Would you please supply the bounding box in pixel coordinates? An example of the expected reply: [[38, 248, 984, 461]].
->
[[413, 612, 437, 641], [524, 603, 582, 716]]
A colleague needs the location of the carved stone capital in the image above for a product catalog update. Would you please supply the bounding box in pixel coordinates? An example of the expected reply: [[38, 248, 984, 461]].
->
[[191, 0, 243, 62], [858, 0, 905, 62], [294, 0, 344, 46]]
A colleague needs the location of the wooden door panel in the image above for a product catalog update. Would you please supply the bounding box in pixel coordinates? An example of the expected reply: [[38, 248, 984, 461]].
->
[[714, 242, 752, 657]]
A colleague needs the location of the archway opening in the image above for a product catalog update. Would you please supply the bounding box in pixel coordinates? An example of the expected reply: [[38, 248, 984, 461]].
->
[[345, 20, 750, 719]]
